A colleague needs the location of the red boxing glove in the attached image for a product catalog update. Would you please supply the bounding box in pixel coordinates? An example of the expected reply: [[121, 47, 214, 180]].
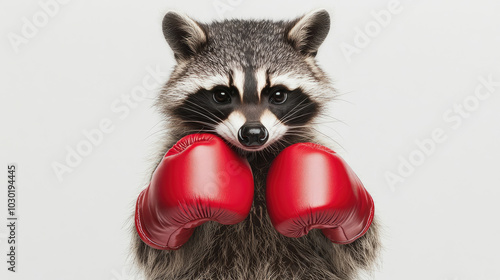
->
[[135, 134, 254, 250], [266, 143, 374, 244]]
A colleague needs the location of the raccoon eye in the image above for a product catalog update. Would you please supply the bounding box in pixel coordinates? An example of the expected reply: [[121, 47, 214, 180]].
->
[[213, 90, 231, 104], [269, 90, 288, 105]]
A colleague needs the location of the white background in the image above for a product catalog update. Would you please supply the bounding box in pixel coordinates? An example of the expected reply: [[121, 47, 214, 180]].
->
[[1, 0, 500, 279]]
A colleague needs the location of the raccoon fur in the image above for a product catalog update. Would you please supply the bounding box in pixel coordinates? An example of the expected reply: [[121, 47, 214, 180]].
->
[[131, 9, 381, 280]]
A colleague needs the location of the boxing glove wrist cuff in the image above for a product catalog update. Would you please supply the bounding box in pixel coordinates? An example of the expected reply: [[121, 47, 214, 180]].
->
[[135, 188, 175, 250]]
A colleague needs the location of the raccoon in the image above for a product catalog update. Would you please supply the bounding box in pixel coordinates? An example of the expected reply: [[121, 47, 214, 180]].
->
[[131, 9, 380, 280]]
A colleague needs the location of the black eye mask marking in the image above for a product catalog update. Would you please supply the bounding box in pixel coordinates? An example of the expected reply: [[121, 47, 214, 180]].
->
[[263, 87, 319, 125], [173, 82, 319, 133], [173, 86, 239, 129]]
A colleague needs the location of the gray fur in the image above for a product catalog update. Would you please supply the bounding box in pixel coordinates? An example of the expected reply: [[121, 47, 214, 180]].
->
[[131, 9, 380, 280]]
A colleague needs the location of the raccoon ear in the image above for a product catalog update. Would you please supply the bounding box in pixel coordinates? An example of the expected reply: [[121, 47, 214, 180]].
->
[[286, 9, 330, 57], [162, 11, 207, 61]]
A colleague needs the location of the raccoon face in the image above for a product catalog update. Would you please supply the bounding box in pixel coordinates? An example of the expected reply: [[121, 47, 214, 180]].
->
[[159, 10, 334, 152]]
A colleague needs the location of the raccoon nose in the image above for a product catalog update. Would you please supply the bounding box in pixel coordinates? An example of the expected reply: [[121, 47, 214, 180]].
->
[[238, 123, 269, 147]]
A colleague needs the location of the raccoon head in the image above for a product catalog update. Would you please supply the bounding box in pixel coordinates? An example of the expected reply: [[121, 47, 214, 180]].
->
[[158, 9, 334, 152]]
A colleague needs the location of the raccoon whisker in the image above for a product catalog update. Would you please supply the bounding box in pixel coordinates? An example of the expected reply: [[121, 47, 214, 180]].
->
[[333, 90, 355, 98], [305, 127, 345, 152], [183, 105, 220, 122], [272, 97, 309, 128], [265, 144, 277, 154], [272, 140, 284, 151], [142, 128, 169, 141], [177, 119, 217, 128], [283, 112, 314, 122], [286, 124, 324, 129], [310, 124, 344, 139], [279, 132, 308, 139], [263, 144, 280, 159], [331, 91, 355, 104], [333, 98, 354, 105], [146, 120, 167, 134], [221, 117, 238, 139], [268, 101, 312, 133], [140, 121, 168, 141], [267, 104, 307, 137], [279, 102, 316, 124], [310, 121, 341, 125], [281, 128, 320, 143], [184, 99, 224, 122], [316, 112, 343, 121], [286, 125, 344, 143], [278, 98, 310, 124], [284, 128, 312, 132], [181, 104, 238, 140], [181, 107, 220, 124], [257, 149, 267, 161], [182, 127, 218, 134], [173, 119, 221, 137], [274, 139, 290, 151], [183, 129, 218, 135], [281, 111, 315, 124], [275, 136, 294, 146], [316, 113, 348, 126]]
